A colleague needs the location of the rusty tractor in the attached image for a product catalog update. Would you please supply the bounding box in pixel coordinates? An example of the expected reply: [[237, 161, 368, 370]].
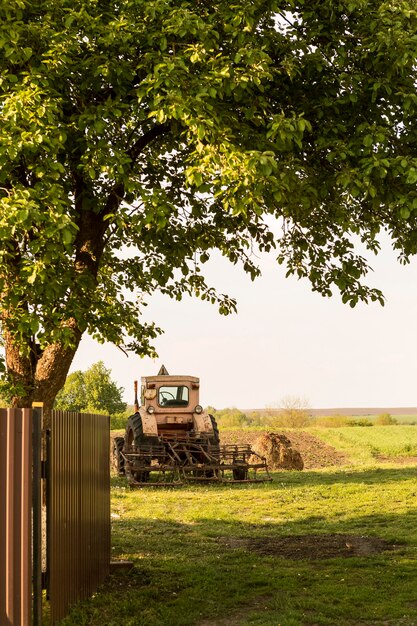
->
[[113, 366, 271, 486]]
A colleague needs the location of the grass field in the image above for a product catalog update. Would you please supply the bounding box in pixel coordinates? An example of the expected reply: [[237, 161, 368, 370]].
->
[[59, 427, 417, 626], [311, 425, 417, 464]]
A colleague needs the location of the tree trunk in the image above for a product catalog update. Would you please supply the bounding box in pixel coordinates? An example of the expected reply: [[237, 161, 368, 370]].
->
[[5, 319, 82, 426], [4, 329, 34, 408], [33, 324, 83, 413]]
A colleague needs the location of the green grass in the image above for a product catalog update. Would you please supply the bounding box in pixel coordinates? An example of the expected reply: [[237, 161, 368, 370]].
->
[[312, 425, 417, 463], [392, 415, 417, 424], [58, 427, 417, 626], [313, 415, 417, 425]]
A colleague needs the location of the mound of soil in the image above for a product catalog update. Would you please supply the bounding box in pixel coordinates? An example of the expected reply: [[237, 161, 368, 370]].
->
[[219, 430, 349, 469], [252, 433, 304, 470], [219, 534, 396, 560]]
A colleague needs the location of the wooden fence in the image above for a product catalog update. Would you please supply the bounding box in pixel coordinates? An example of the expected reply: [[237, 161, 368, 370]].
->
[[0, 407, 110, 625]]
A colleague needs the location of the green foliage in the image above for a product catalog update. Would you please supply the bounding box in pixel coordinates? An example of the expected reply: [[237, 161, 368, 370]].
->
[[347, 418, 373, 427], [110, 412, 129, 430], [211, 405, 314, 429], [391, 415, 417, 425], [313, 415, 355, 428], [375, 413, 398, 425], [0, 386, 12, 408], [210, 407, 250, 428], [210, 410, 412, 431], [54, 370, 86, 412], [2, 0, 417, 403], [209, 407, 266, 428], [54, 361, 127, 415], [268, 411, 312, 428], [313, 415, 372, 428], [245, 411, 265, 427]]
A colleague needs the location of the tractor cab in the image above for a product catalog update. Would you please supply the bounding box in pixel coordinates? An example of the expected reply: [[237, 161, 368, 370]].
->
[[134, 366, 213, 440]]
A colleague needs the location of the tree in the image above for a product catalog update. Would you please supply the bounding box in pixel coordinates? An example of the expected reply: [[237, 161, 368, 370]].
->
[[54, 361, 127, 415], [1, 1, 417, 410], [374, 413, 398, 426], [275, 395, 311, 428], [53, 370, 86, 412], [213, 407, 251, 428]]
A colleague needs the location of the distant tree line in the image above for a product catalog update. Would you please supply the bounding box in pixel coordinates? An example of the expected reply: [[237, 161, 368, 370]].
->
[[0, 367, 413, 431], [208, 407, 414, 429]]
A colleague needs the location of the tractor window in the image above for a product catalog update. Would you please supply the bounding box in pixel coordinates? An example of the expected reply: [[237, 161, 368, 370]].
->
[[158, 385, 189, 407]]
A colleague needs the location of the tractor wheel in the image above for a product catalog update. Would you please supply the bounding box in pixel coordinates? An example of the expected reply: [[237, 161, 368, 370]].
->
[[232, 463, 248, 481], [125, 412, 146, 447], [197, 415, 220, 478], [113, 436, 125, 476], [209, 414, 220, 446], [125, 412, 160, 446], [125, 412, 153, 482], [132, 469, 150, 483]]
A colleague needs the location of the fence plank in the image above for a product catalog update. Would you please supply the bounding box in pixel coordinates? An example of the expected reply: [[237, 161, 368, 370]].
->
[[32, 405, 43, 626], [0, 409, 33, 626], [0, 409, 8, 626], [48, 411, 110, 623]]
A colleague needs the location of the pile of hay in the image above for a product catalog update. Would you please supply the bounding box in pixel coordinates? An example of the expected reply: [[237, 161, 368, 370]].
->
[[252, 433, 304, 470]]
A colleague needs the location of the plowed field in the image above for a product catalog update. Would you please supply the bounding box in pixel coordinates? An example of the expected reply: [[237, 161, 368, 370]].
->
[[219, 429, 349, 469]]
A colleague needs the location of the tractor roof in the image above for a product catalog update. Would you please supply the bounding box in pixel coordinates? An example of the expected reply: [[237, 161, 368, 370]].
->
[[142, 375, 200, 385], [141, 366, 200, 386]]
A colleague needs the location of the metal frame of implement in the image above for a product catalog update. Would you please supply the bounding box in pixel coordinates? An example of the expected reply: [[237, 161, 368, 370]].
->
[[121, 438, 272, 487]]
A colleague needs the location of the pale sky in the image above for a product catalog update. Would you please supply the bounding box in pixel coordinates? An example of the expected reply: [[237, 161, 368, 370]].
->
[[70, 234, 417, 410]]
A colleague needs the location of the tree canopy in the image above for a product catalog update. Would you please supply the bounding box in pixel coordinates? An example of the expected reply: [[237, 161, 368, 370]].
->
[[1, 0, 417, 407], [54, 361, 127, 414]]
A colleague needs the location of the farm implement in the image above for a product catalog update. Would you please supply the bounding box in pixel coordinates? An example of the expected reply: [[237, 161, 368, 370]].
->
[[116, 437, 271, 486]]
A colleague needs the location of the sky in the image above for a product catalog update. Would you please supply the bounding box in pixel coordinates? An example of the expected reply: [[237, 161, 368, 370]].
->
[[70, 234, 417, 411]]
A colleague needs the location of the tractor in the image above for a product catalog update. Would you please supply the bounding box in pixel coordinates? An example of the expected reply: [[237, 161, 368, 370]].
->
[[113, 366, 270, 485]]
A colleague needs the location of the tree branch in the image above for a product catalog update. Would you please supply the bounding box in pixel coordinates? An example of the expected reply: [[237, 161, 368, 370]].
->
[[103, 122, 171, 216], [127, 122, 171, 163]]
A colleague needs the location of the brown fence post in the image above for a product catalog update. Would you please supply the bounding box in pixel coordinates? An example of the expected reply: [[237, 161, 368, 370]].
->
[[0, 408, 34, 626], [32, 404, 43, 626]]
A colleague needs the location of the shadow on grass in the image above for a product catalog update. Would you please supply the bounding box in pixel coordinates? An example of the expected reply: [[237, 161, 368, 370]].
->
[[110, 464, 417, 491], [111, 505, 417, 549], [269, 465, 417, 487], [58, 508, 417, 626]]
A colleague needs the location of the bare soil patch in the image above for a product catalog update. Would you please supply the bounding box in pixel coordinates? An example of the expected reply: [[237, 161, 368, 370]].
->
[[219, 533, 396, 560], [375, 454, 417, 465], [220, 430, 349, 469], [197, 595, 272, 626]]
